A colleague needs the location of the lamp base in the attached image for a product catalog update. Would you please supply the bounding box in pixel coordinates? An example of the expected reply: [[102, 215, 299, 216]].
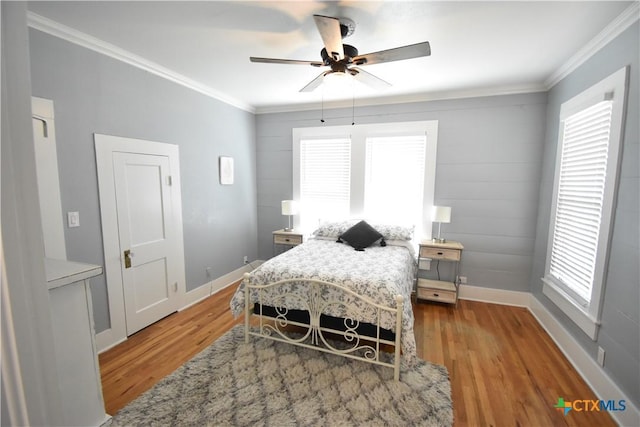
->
[[283, 227, 294, 232], [432, 238, 446, 243]]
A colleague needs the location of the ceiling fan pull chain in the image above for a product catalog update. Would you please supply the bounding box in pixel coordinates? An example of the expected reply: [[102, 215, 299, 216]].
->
[[351, 88, 355, 126], [320, 85, 325, 123]]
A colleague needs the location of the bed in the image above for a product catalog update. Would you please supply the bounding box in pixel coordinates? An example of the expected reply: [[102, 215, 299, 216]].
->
[[230, 221, 418, 381]]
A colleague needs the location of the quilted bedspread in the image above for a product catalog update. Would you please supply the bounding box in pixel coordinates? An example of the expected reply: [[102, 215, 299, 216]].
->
[[230, 238, 418, 363]]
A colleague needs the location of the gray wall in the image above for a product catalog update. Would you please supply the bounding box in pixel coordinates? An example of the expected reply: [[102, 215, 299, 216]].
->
[[28, 29, 258, 333], [530, 22, 639, 407], [256, 93, 547, 292]]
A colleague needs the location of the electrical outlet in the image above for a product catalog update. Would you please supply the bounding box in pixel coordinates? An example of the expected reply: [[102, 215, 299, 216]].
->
[[459, 276, 467, 284], [597, 346, 606, 366], [243, 256, 248, 265]]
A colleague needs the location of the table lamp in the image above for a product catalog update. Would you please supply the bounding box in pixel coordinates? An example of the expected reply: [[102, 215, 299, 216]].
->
[[281, 200, 299, 232], [432, 206, 451, 243]]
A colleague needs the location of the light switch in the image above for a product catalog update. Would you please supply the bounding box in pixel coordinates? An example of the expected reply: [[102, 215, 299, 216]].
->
[[67, 211, 80, 228]]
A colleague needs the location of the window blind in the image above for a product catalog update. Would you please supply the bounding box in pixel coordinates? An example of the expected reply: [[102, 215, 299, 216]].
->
[[549, 100, 613, 304], [364, 135, 426, 224], [299, 138, 351, 225]]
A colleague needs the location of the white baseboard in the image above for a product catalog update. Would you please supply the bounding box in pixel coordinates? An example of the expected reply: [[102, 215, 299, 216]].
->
[[95, 327, 127, 354], [459, 284, 530, 307], [180, 260, 264, 311], [461, 284, 639, 426], [529, 297, 639, 427], [96, 260, 265, 353]]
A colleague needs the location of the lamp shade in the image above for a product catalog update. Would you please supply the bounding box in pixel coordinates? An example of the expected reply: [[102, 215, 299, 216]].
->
[[432, 206, 451, 223], [281, 200, 299, 216]]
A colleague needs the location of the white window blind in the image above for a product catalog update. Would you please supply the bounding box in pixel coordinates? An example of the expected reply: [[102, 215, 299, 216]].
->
[[549, 100, 613, 305], [299, 138, 351, 229], [364, 135, 427, 225]]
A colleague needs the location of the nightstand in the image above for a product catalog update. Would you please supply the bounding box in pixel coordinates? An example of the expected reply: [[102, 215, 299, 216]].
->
[[272, 229, 303, 255], [416, 240, 464, 305]]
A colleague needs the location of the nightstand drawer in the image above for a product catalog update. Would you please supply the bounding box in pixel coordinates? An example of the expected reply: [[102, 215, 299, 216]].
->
[[274, 234, 302, 245], [419, 246, 461, 261], [417, 287, 457, 304]]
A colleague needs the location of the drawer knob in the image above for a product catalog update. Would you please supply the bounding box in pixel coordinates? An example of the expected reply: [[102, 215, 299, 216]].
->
[[437, 252, 443, 255], [434, 293, 439, 297]]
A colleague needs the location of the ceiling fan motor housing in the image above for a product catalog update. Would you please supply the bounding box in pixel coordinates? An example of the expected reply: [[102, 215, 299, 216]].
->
[[321, 44, 359, 67]]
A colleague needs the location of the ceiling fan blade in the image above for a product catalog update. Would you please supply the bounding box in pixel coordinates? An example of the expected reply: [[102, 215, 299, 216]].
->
[[250, 57, 324, 67], [353, 41, 431, 66], [349, 67, 391, 89], [299, 71, 329, 92], [313, 15, 344, 61]]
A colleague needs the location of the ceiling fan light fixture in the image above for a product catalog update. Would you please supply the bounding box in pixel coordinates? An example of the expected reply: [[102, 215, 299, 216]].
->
[[323, 71, 351, 87]]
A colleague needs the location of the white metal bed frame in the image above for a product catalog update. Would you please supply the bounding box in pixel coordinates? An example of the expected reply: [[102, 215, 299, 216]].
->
[[242, 272, 404, 381]]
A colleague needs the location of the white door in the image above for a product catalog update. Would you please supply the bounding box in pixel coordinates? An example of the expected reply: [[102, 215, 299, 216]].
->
[[95, 134, 186, 341], [113, 152, 179, 334]]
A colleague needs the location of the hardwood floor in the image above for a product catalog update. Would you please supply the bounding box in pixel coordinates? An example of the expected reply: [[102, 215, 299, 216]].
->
[[99, 283, 616, 426], [98, 284, 243, 415]]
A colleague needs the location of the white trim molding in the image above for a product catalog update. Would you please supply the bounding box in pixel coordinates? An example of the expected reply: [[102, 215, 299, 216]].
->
[[180, 261, 264, 311], [458, 284, 530, 307], [542, 278, 600, 340], [545, 2, 639, 88], [26, 12, 254, 114], [460, 285, 639, 427]]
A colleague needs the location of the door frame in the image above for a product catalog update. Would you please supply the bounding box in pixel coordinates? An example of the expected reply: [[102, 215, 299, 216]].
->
[[94, 134, 186, 350]]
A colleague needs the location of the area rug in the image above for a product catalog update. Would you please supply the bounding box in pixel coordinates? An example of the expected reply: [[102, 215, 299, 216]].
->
[[110, 325, 453, 426]]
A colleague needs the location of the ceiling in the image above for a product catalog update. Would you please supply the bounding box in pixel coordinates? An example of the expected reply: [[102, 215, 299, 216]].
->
[[27, 1, 635, 113]]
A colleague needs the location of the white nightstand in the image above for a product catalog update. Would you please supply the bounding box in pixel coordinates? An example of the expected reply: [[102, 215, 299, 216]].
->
[[272, 229, 304, 255], [416, 240, 464, 305]]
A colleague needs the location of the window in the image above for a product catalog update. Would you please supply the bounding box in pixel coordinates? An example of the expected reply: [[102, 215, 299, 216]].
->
[[365, 135, 426, 225], [542, 66, 628, 340], [293, 121, 438, 238], [298, 137, 351, 231]]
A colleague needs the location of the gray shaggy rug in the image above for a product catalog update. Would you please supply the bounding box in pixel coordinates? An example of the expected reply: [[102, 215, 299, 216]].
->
[[110, 325, 453, 426]]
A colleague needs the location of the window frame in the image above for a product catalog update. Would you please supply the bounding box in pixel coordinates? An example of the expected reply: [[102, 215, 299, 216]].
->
[[292, 120, 438, 238], [542, 66, 628, 340]]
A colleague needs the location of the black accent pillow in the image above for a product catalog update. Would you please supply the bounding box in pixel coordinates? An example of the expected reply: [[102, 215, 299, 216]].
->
[[339, 220, 383, 251]]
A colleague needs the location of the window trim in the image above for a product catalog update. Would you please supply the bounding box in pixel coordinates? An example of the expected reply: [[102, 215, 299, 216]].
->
[[542, 66, 628, 340], [292, 120, 438, 237]]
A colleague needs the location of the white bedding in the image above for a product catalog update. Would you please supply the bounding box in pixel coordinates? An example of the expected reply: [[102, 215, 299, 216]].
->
[[230, 238, 417, 363]]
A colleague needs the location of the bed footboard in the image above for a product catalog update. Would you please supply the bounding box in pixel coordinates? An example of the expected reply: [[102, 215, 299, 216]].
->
[[242, 273, 404, 381]]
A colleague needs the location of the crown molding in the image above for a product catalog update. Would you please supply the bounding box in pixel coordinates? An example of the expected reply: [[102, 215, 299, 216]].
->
[[26, 12, 255, 114], [253, 84, 547, 115], [545, 2, 640, 89], [26, 3, 639, 117]]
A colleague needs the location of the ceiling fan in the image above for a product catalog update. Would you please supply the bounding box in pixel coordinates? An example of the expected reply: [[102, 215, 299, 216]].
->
[[250, 15, 431, 92]]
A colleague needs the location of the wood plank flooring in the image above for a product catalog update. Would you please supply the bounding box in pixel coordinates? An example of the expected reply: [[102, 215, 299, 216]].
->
[[99, 283, 616, 426]]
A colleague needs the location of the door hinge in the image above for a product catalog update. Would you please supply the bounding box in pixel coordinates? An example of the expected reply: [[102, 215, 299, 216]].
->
[[166, 175, 172, 186]]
